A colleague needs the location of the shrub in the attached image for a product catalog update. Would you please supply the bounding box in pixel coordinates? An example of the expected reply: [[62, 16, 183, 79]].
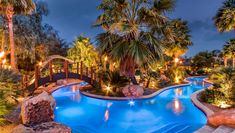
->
[[200, 88, 226, 105], [0, 69, 21, 125], [209, 67, 235, 100], [165, 66, 187, 83]]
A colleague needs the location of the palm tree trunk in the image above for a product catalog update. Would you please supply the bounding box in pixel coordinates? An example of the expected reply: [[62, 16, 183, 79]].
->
[[145, 77, 151, 88], [224, 57, 228, 67], [6, 5, 17, 70], [130, 76, 138, 85]]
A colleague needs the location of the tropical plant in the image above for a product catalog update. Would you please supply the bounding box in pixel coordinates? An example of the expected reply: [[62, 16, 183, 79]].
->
[[164, 19, 192, 58], [209, 67, 235, 100], [0, 68, 21, 125], [96, 0, 176, 84], [0, 0, 35, 70], [214, 0, 235, 32], [191, 51, 215, 73], [165, 65, 186, 83], [9, 1, 68, 72], [223, 39, 235, 67], [200, 88, 226, 106], [102, 70, 129, 90], [67, 36, 99, 67]]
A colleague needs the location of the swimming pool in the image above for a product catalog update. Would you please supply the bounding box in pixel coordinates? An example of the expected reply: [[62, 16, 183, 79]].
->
[[52, 77, 209, 133]]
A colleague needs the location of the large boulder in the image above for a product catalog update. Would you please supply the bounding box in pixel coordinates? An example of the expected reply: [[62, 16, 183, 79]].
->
[[21, 91, 56, 125], [11, 122, 71, 133], [122, 85, 144, 98], [208, 109, 235, 127]]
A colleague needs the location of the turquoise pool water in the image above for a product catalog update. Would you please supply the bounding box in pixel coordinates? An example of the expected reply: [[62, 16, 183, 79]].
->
[[52, 77, 209, 133]]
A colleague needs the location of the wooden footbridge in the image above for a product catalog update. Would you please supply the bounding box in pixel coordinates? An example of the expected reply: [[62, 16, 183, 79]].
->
[[23, 55, 99, 94]]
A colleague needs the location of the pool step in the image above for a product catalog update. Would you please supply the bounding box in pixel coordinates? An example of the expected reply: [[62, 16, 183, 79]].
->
[[212, 125, 234, 133], [194, 125, 235, 133], [151, 123, 192, 133], [194, 125, 215, 133]]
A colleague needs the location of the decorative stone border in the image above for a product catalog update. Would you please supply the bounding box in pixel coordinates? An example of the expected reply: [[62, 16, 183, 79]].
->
[[80, 83, 190, 100], [191, 89, 215, 117], [80, 76, 209, 100]]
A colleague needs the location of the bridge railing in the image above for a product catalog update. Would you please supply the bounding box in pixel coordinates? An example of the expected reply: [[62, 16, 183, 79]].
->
[[22, 60, 100, 94]]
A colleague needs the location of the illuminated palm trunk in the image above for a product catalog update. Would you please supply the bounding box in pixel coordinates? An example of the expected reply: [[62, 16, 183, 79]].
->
[[120, 55, 138, 85], [224, 57, 227, 67], [6, 5, 17, 70]]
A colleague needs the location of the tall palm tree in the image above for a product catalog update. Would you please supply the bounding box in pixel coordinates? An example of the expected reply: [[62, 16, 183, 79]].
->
[[214, 0, 235, 32], [96, 0, 175, 84], [223, 39, 235, 67], [0, 0, 35, 70], [164, 19, 192, 58]]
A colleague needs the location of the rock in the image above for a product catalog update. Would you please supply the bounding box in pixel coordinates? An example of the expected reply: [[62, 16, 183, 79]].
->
[[56, 79, 67, 85], [11, 124, 34, 133], [11, 122, 71, 133], [122, 85, 144, 98], [208, 109, 235, 127], [21, 92, 56, 125]]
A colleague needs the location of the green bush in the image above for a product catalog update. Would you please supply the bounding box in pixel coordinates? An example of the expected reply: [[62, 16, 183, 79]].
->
[[200, 88, 226, 105], [209, 67, 235, 100], [165, 66, 186, 83], [0, 69, 21, 125]]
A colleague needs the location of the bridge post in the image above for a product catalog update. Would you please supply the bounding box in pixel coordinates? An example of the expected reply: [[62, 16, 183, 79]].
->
[[80, 61, 83, 80], [90, 67, 93, 85], [49, 61, 53, 82], [86, 67, 89, 77], [76, 62, 79, 75], [35, 65, 39, 89], [94, 68, 96, 82], [64, 61, 69, 80]]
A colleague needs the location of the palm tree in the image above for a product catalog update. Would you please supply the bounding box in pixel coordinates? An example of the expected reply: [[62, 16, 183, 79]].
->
[[96, 0, 175, 84], [0, 0, 35, 70], [223, 39, 235, 67], [214, 0, 235, 32], [164, 19, 192, 58]]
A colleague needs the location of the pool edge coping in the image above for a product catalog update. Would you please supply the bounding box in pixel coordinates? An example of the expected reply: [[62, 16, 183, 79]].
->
[[190, 78, 215, 117]]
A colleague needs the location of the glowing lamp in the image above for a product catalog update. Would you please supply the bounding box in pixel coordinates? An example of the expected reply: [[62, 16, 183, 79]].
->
[[0, 51, 5, 58], [2, 59, 6, 64], [128, 100, 135, 106], [106, 86, 111, 91], [175, 77, 180, 83], [104, 56, 108, 62], [174, 58, 179, 63], [38, 61, 42, 66]]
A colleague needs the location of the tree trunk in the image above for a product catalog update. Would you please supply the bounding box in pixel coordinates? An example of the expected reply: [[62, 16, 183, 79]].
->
[[224, 57, 228, 67], [233, 56, 235, 68], [6, 5, 17, 70], [130, 76, 138, 85], [145, 77, 151, 88]]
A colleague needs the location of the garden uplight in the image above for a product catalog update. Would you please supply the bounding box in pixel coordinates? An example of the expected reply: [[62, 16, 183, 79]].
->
[[2, 59, 6, 64], [38, 61, 42, 66], [174, 58, 179, 63], [175, 77, 180, 83], [0, 51, 5, 58], [104, 56, 108, 62]]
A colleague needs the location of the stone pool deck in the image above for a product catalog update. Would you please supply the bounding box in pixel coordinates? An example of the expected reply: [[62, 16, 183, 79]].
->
[[191, 89, 235, 133]]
